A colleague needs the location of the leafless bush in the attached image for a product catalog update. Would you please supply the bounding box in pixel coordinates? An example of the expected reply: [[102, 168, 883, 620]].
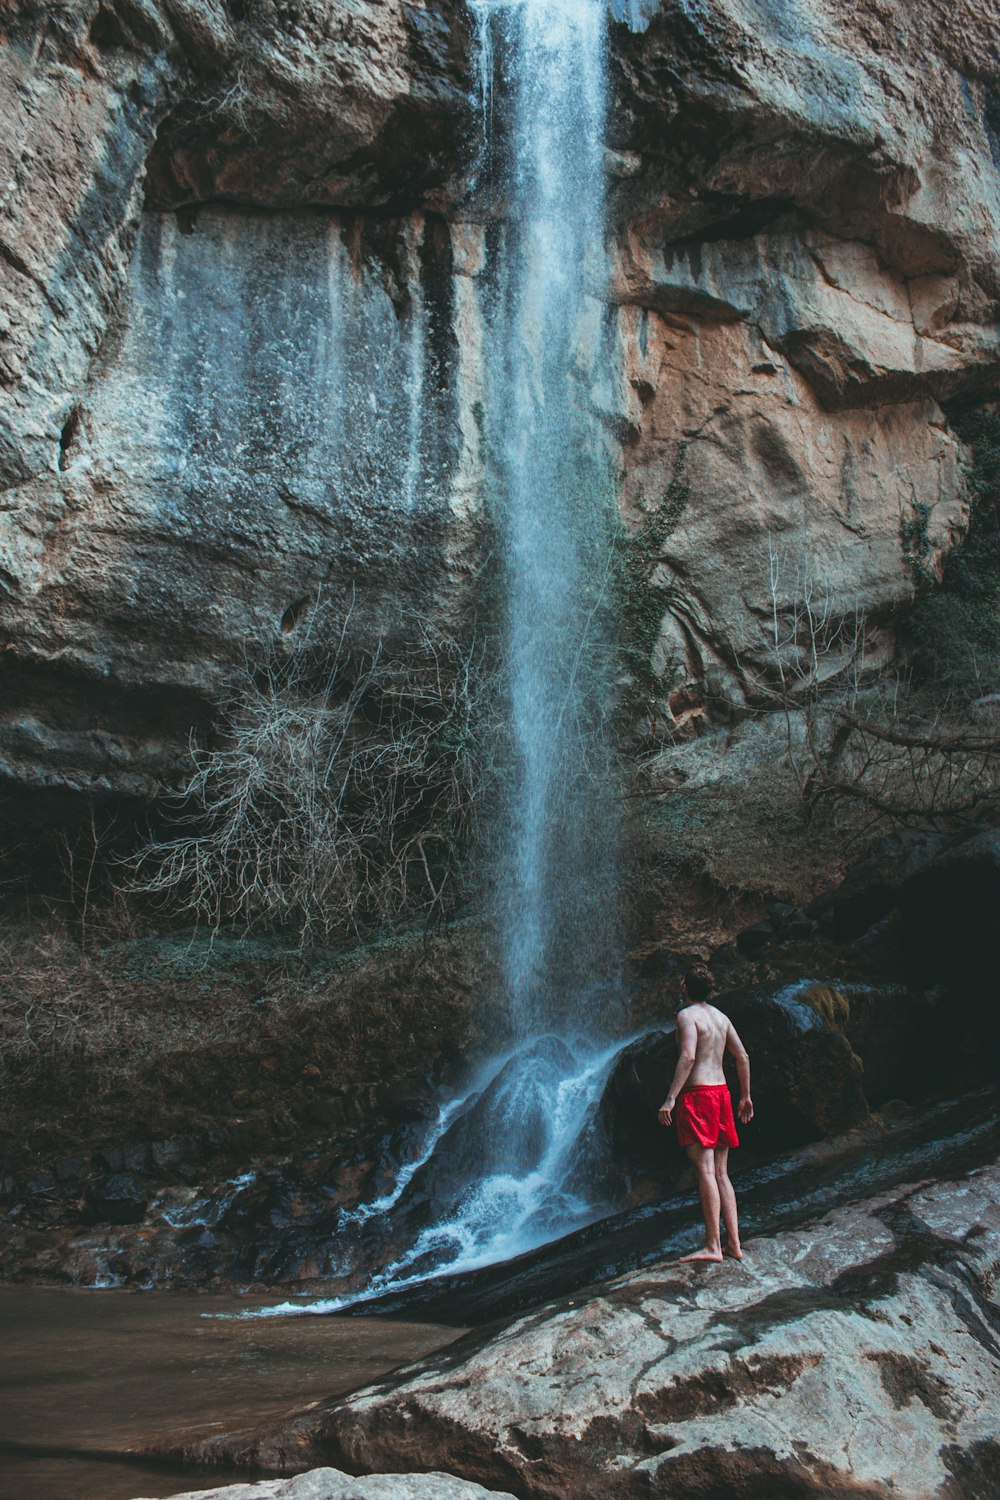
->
[[198, 63, 258, 137], [753, 538, 1000, 831], [129, 603, 495, 946], [0, 930, 139, 1099]]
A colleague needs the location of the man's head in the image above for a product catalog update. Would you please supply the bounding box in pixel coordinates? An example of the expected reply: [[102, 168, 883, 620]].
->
[[681, 963, 714, 1005]]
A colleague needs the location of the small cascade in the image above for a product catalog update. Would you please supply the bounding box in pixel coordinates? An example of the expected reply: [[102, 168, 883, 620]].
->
[[249, 1032, 626, 1317]]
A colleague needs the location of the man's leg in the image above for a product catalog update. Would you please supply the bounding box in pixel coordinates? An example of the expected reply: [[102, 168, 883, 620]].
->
[[680, 1143, 723, 1262], [714, 1146, 742, 1259]]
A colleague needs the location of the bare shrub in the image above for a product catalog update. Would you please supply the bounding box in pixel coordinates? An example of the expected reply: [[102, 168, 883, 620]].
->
[[753, 538, 1000, 833], [129, 603, 495, 946], [0, 920, 484, 1152]]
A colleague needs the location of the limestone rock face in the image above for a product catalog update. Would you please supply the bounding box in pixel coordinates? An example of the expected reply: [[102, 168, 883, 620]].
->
[[248, 1160, 1000, 1499], [2, 202, 475, 807], [614, 256, 971, 720], [2, 0, 1000, 815]]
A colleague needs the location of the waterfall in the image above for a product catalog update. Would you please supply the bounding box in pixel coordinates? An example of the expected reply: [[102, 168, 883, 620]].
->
[[474, 0, 620, 1035], [246, 0, 625, 1318]]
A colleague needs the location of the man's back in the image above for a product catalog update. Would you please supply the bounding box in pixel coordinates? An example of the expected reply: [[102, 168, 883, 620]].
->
[[679, 1002, 731, 1086]]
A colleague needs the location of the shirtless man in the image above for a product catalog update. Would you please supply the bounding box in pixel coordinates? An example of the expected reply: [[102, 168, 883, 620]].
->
[[657, 965, 753, 1263]]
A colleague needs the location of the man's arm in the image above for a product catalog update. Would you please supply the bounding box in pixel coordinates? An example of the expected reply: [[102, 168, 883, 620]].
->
[[658, 1011, 697, 1126], [726, 1021, 753, 1123]]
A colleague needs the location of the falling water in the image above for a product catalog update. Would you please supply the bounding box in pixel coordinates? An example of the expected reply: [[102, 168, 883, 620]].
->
[[245, 0, 626, 1317], [475, 0, 620, 1033]]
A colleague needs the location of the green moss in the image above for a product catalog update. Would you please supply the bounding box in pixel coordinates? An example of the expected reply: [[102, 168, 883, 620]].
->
[[614, 443, 690, 712], [900, 496, 934, 587]]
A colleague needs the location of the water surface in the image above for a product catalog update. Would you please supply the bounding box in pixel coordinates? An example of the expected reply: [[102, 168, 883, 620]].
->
[[0, 1287, 462, 1500]]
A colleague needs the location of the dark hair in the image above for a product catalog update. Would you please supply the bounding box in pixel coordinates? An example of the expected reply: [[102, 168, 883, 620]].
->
[[683, 964, 714, 1003]]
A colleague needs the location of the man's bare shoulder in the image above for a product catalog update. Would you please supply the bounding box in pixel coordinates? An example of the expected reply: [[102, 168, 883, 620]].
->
[[696, 1002, 729, 1027]]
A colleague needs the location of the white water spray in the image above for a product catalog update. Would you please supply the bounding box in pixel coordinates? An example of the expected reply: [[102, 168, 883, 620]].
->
[[242, 1033, 625, 1318]]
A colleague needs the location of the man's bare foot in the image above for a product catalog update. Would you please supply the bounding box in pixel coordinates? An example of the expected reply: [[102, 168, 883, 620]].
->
[[724, 1247, 743, 1260], [679, 1249, 724, 1263]]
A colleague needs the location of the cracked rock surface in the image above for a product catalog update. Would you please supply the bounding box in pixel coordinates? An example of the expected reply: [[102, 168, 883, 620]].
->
[[179, 1158, 1000, 1499], [139, 1469, 517, 1500]]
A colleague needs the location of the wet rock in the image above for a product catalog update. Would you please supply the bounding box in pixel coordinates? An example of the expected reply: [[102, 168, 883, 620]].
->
[[53, 1156, 88, 1184], [211, 1159, 1000, 1500], [724, 982, 869, 1142], [83, 1173, 150, 1226], [94, 1145, 127, 1173], [584, 988, 875, 1201], [736, 919, 774, 956], [584, 1029, 685, 1197], [898, 827, 1000, 1005], [24, 1172, 55, 1197], [224, 1117, 272, 1154], [122, 1142, 155, 1175], [838, 983, 936, 1105], [304, 1096, 349, 1132], [768, 903, 813, 940], [396, 1036, 581, 1219], [143, 1468, 518, 1499], [817, 827, 951, 938], [151, 1137, 201, 1174]]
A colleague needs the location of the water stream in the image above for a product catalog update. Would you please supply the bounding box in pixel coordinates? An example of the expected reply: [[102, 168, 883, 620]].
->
[[239, 0, 628, 1317], [249, 1033, 626, 1318]]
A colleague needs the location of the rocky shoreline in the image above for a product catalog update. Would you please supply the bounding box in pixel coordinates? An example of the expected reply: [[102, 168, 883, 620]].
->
[[137, 1149, 1000, 1500]]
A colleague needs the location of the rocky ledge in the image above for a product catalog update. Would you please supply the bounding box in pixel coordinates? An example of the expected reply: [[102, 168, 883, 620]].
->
[[167, 1156, 1000, 1500]]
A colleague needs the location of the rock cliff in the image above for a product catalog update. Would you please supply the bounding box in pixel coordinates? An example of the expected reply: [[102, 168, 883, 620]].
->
[[2, 0, 999, 827]]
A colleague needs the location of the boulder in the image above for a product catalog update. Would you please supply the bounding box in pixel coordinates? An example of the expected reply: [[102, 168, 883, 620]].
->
[[181, 1158, 1000, 1500], [837, 982, 938, 1105], [724, 982, 869, 1142], [735, 919, 775, 956], [390, 1036, 582, 1221], [582, 1028, 684, 1198], [581, 987, 875, 1199], [82, 1173, 150, 1226], [139, 1468, 517, 1499]]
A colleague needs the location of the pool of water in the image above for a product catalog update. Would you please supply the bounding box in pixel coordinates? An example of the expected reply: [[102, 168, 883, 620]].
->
[[0, 1286, 463, 1500]]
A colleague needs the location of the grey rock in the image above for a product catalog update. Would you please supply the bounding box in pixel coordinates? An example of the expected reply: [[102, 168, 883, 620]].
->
[[54, 1156, 89, 1184], [83, 1172, 149, 1225], [222, 1159, 1000, 1500], [137, 1467, 518, 1499], [736, 919, 775, 955]]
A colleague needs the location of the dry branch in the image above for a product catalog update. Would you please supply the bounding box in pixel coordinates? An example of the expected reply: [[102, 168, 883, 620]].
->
[[128, 606, 495, 946]]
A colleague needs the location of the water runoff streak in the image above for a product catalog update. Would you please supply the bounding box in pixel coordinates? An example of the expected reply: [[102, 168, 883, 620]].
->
[[247, 0, 625, 1317]]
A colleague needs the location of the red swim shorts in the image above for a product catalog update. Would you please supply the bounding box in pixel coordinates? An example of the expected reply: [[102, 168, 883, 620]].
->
[[676, 1084, 739, 1149]]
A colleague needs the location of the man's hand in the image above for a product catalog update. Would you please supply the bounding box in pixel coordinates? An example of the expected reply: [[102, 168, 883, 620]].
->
[[738, 1096, 754, 1124], [658, 1098, 675, 1127]]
